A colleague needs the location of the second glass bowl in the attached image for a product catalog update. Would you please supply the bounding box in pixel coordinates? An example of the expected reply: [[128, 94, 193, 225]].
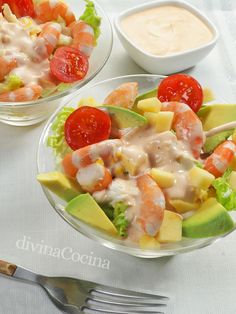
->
[[0, 0, 113, 126]]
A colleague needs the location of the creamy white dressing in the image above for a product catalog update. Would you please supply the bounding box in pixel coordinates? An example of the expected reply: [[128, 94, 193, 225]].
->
[[0, 18, 50, 84], [123, 128, 195, 203], [93, 178, 139, 208], [76, 164, 105, 190], [78, 125, 199, 241], [121, 6, 213, 56]]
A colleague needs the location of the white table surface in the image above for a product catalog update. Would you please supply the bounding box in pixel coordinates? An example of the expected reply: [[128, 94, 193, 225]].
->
[[1, 1, 236, 313]]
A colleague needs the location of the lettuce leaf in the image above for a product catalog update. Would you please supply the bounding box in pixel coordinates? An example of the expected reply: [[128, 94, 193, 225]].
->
[[112, 202, 129, 237], [80, 0, 101, 44], [0, 74, 23, 93], [101, 204, 114, 221], [41, 83, 74, 98], [212, 168, 236, 211], [47, 107, 74, 162]]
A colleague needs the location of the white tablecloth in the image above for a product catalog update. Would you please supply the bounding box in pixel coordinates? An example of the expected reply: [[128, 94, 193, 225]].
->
[[1, 1, 236, 313]]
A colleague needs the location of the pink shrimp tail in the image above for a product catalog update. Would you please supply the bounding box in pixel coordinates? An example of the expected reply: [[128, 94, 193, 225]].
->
[[204, 140, 236, 177], [35, 0, 76, 26], [70, 21, 95, 57], [137, 174, 165, 236], [0, 56, 17, 81], [34, 22, 62, 60], [0, 84, 42, 102]]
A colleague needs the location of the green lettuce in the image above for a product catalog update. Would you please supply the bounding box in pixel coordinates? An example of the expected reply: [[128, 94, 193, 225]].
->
[[0, 74, 23, 93], [41, 83, 74, 98], [101, 204, 114, 221], [80, 0, 101, 43], [47, 107, 74, 161], [194, 160, 203, 169], [212, 168, 236, 211], [112, 202, 129, 237]]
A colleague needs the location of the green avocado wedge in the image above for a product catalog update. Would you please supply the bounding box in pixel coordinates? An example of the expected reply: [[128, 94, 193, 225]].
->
[[37, 172, 82, 202], [182, 198, 235, 238], [65, 193, 117, 235], [198, 104, 236, 131], [203, 129, 234, 153], [101, 105, 147, 128]]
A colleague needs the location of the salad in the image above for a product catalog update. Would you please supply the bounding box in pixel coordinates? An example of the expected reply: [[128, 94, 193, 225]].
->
[[38, 74, 236, 249], [0, 0, 101, 102]]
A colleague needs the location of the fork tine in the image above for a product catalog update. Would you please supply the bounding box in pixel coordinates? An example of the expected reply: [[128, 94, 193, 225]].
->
[[87, 296, 166, 307], [82, 305, 164, 314], [90, 286, 169, 301]]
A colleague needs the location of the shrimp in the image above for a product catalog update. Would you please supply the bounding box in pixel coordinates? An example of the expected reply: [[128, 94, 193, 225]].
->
[[104, 82, 138, 109], [204, 140, 236, 178], [136, 174, 165, 237], [34, 22, 61, 60], [0, 56, 17, 81], [35, 0, 76, 26], [69, 20, 95, 57], [76, 163, 112, 193], [161, 102, 205, 158], [0, 83, 42, 102], [62, 139, 122, 178]]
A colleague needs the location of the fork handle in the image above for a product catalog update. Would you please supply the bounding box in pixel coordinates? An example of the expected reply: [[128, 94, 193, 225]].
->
[[0, 260, 17, 276]]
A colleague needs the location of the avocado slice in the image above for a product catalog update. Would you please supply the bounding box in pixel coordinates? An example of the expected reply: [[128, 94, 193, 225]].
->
[[198, 104, 236, 131], [203, 129, 234, 153], [101, 105, 147, 128], [65, 193, 117, 235], [37, 172, 82, 202], [182, 198, 234, 238]]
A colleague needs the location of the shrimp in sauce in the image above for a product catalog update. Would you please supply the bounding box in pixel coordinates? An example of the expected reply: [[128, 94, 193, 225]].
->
[[104, 82, 138, 109], [70, 20, 95, 57], [0, 83, 42, 102], [35, 0, 76, 26], [161, 101, 205, 158], [204, 140, 236, 178]]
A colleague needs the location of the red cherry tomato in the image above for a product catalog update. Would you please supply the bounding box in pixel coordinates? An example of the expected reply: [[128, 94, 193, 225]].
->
[[158, 74, 203, 112], [0, 0, 35, 17], [50, 47, 89, 83], [64, 106, 111, 150]]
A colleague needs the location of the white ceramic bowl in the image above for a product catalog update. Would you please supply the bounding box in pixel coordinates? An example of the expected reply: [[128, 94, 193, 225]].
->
[[114, 0, 219, 75]]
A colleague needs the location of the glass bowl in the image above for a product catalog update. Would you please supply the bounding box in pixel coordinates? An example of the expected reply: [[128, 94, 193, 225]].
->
[[37, 74, 236, 258], [0, 0, 113, 126]]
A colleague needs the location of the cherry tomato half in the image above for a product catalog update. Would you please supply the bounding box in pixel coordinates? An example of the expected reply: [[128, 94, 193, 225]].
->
[[50, 47, 89, 83], [158, 74, 203, 112], [0, 0, 35, 17], [64, 106, 111, 150]]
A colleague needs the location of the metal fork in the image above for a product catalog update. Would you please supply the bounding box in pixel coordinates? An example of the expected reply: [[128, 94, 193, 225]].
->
[[0, 260, 169, 314]]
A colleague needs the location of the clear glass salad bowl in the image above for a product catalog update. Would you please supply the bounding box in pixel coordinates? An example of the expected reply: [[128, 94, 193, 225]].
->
[[0, 0, 113, 126], [37, 74, 236, 258]]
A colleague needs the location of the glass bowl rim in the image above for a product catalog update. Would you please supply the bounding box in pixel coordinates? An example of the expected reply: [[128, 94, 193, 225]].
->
[[0, 0, 113, 108], [37, 73, 236, 257]]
